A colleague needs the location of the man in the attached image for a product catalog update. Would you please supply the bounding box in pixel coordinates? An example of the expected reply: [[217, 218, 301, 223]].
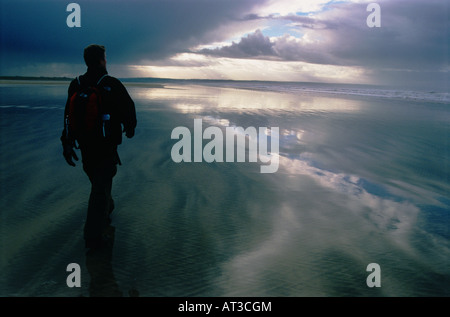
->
[[61, 44, 137, 250]]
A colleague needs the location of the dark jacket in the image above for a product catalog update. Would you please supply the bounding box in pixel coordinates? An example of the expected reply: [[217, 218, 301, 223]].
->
[[61, 67, 137, 148]]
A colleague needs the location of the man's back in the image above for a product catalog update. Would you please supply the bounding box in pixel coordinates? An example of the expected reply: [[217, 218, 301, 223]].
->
[[65, 68, 136, 148]]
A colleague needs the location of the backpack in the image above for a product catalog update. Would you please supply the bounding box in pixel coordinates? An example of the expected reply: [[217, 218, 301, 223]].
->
[[64, 74, 111, 146]]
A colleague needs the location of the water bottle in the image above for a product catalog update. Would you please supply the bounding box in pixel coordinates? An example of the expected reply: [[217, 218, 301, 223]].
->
[[102, 114, 111, 138]]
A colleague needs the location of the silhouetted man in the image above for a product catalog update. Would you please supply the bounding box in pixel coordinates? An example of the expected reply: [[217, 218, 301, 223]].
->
[[61, 44, 136, 250]]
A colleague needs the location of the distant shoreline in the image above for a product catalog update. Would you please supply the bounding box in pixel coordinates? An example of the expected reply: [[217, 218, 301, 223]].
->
[[0, 76, 165, 88], [0, 76, 370, 87], [0, 76, 72, 81]]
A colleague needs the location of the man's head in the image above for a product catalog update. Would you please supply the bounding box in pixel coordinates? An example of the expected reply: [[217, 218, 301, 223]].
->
[[83, 44, 106, 68]]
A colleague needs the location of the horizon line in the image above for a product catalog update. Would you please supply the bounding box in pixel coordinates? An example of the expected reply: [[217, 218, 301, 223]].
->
[[0, 75, 380, 87]]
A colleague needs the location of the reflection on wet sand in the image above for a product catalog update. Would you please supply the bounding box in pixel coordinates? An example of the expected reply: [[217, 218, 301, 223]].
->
[[135, 85, 363, 114], [85, 225, 139, 297]]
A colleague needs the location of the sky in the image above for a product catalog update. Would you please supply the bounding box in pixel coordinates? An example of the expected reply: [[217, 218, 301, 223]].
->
[[0, 0, 449, 90]]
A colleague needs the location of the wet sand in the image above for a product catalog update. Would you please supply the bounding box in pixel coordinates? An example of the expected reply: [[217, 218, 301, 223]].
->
[[0, 81, 449, 296]]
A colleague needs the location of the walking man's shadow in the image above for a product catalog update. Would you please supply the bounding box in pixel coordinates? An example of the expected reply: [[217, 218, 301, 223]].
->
[[85, 225, 139, 297]]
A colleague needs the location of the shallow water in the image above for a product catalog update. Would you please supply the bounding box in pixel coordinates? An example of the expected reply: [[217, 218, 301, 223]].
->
[[0, 81, 449, 296]]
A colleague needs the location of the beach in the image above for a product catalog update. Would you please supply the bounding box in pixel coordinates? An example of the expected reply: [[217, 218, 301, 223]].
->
[[0, 79, 449, 296]]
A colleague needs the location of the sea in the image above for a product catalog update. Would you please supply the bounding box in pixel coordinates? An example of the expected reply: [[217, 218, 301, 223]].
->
[[0, 78, 449, 297]]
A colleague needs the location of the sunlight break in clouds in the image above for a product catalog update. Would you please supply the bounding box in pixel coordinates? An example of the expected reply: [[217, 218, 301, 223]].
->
[[254, 0, 338, 16], [131, 53, 372, 84], [129, 0, 379, 83]]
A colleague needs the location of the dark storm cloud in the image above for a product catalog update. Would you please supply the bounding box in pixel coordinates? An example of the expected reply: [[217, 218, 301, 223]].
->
[[199, 28, 334, 65], [200, 0, 449, 72], [200, 29, 277, 59], [0, 0, 263, 71]]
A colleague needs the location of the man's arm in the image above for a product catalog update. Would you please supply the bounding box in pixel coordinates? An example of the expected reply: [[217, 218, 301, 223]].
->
[[61, 79, 78, 142], [115, 79, 137, 138], [61, 79, 79, 166]]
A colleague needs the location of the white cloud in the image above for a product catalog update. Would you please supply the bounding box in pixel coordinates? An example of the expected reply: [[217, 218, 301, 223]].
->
[[189, 0, 448, 88], [254, 0, 331, 16]]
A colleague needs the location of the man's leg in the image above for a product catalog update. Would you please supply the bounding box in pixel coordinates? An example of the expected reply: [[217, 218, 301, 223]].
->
[[84, 163, 117, 248]]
